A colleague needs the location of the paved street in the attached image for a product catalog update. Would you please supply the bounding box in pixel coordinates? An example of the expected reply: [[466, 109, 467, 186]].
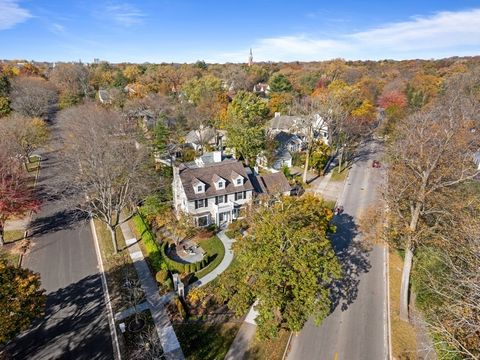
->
[[6, 136, 114, 359], [288, 139, 388, 360]]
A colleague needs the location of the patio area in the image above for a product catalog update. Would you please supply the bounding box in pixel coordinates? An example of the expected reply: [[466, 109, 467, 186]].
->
[[171, 239, 205, 264]]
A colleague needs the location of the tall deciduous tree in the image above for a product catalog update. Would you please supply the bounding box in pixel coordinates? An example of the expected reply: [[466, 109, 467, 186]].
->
[[0, 149, 40, 246], [1, 113, 49, 163], [0, 259, 46, 345], [58, 103, 159, 253], [225, 91, 268, 165], [10, 77, 58, 118], [216, 195, 341, 339], [385, 72, 480, 321]]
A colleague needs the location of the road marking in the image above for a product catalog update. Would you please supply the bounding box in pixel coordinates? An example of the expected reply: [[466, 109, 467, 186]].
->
[[90, 219, 122, 360], [333, 352, 339, 360]]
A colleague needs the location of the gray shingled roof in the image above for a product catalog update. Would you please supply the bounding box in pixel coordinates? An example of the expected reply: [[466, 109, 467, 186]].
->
[[179, 160, 254, 201], [269, 115, 302, 131], [255, 172, 291, 195], [185, 127, 216, 145]]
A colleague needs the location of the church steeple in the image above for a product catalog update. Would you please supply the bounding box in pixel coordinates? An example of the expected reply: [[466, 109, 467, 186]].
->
[[248, 48, 253, 67]]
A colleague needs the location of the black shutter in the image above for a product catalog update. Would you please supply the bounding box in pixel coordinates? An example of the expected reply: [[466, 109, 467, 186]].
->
[[215, 196, 218, 205], [204, 198, 208, 207], [243, 191, 246, 199], [195, 200, 198, 209]]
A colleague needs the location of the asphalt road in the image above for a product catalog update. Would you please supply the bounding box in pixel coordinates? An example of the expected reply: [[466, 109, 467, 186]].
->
[[6, 140, 114, 359], [288, 139, 388, 360]]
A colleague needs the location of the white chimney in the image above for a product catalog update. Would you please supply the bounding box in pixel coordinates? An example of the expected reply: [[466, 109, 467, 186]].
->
[[274, 112, 281, 118], [212, 151, 222, 163]]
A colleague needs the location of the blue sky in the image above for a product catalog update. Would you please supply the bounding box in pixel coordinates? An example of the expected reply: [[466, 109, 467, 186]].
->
[[1, 0, 479, 63]]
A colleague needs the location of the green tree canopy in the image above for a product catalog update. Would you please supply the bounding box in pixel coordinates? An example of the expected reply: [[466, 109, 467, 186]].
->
[[216, 195, 341, 339], [0, 259, 46, 345], [226, 90, 269, 125], [225, 91, 269, 165], [269, 73, 293, 93]]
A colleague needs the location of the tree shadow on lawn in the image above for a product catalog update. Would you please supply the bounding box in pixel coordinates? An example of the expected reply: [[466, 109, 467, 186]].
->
[[329, 212, 372, 312]]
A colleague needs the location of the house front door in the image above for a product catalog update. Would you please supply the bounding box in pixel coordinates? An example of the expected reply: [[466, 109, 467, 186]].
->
[[218, 212, 229, 225]]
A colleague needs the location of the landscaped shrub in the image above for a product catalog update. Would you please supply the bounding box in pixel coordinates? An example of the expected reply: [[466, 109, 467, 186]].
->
[[158, 241, 187, 273], [131, 214, 167, 272], [165, 277, 173, 291], [225, 220, 247, 239], [155, 270, 169, 284]]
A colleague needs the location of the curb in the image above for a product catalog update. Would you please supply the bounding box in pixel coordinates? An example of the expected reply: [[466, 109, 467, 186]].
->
[[90, 219, 122, 360]]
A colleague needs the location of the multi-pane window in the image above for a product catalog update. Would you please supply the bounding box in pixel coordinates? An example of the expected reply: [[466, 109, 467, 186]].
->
[[234, 191, 247, 201], [218, 181, 224, 189], [215, 195, 227, 205], [195, 199, 208, 209], [236, 178, 242, 185]]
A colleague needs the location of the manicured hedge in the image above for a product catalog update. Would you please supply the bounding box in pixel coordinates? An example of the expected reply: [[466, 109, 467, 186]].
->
[[160, 241, 187, 273], [131, 214, 166, 272]]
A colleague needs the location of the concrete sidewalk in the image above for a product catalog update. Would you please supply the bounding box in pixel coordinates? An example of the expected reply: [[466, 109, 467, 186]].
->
[[188, 230, 234, 289], [120, 221, 184, 360]]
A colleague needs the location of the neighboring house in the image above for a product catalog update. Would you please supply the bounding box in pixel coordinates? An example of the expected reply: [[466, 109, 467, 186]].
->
[[257, 131, 303, 171], [185, 126, 226, 152], [98, 89, 111, 104], [172, 152, 255, 227], [253, 82, 270, 96], [269, 113, 329, 145], [253, 172, 292, 198]]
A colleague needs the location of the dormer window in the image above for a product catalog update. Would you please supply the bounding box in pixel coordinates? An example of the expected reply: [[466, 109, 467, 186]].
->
[[231, 171, 243, 187], [192, 178, 205, 194], [212, 174, 226, 190]]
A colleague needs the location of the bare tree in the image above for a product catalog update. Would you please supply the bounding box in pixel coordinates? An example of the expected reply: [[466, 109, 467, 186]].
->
[[49, 63, 90, 98], [10, 77, 58, 118], [57, 103, 160, 253], [292, 97, 332, 183], [385, 72, 480, 321], [130, 327, 165, 360]]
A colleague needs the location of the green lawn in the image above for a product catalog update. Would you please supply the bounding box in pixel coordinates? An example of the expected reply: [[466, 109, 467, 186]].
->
[[173, 322, 240, 360], [93, 220, 140, 313], [194, 236, 225, 280], [0, 249, 21, 267], [26, 155, 41, 173], [3, 230, 25, 243], [246, 329, 291, 360], [330, 165, 349, 182]]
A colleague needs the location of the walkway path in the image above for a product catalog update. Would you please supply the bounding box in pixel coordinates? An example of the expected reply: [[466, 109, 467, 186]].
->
[[225, 301, 259, 360], [119, 222, 184, 360], [188, 230, 234, 289]]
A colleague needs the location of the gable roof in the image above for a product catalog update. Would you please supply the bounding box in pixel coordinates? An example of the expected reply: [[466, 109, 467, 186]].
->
[[274, 131, 302, 147], [255, 173, 291, 195], [185, 127, 216, 145], [179, 160, 254, 201], [269, 115, 302, 131]]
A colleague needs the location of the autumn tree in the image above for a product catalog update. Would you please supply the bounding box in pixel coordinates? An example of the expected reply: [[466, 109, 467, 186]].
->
[[225, 91, 268, 165], [0, 113, 49, 163], [385, 71, 480, 321], [49, 63, 90, 108], [10, 77, 58, 118], [215, 194, 341, 339], [0, 75, 11, 117], [0, 259, 46, 345], [58, 103, 159, 253], [0, 148, 39, 246]]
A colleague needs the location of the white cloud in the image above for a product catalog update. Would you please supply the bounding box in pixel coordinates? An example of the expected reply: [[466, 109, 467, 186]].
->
[[0, 0, 32, 30], [215, 8, 480, 62], [104, 2, 145, 27]]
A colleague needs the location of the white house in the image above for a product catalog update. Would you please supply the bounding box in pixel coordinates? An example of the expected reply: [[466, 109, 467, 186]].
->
[[172, 152, 255, 227]]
